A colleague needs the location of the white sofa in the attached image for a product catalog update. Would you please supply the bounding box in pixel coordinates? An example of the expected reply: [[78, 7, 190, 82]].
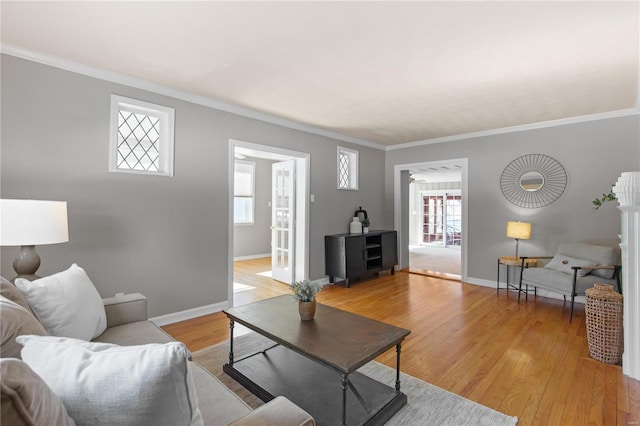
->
[[1, 276, 315, 426]]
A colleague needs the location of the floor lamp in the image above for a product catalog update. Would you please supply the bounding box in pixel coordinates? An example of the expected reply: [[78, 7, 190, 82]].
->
[[0, 199, 69, 281]]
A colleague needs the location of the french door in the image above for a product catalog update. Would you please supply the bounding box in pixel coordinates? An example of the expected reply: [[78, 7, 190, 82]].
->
[[271, 160, 295, 284], [422, 193, 462, 246]]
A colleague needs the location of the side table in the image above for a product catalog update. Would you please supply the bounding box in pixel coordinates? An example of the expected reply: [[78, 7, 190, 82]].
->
[[497, 256, 537, 295]]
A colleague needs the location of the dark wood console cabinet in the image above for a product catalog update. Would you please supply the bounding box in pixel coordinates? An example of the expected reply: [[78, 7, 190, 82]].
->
[[324, 230, 398, 287]]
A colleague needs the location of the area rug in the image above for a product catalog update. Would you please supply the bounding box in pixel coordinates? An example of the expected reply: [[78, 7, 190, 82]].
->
[[193, 332, 518, 426]]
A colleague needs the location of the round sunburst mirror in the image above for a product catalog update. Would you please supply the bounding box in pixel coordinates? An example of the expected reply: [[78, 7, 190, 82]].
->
[[500, 154, 567, 208]]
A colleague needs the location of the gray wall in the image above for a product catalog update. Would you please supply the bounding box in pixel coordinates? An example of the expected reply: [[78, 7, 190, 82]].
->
[[385, 115, 640, 283], [233, 157, 275, 258], [0, 55, 386, 316]]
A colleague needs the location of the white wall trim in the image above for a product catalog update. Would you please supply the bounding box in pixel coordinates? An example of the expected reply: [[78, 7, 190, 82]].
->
[[386, 108, 640, 151], [466, 276, 587, 305], [233, 253, 271, 261], [0, 43, 383, 151], [394, 158, 469, 282], [149, 300, 229, 326]]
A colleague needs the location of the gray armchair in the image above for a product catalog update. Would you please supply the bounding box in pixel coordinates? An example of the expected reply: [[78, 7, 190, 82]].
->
[[518, 242, 620, 322]]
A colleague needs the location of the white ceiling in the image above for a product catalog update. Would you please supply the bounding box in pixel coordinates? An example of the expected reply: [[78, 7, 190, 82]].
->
[[1, 1, 638, 147]]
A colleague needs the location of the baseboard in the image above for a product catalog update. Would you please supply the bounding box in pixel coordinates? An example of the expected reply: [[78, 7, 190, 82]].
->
[[233, 253, 270, 261], [150, 300, 229, 326], [465, 276, 585, 305]]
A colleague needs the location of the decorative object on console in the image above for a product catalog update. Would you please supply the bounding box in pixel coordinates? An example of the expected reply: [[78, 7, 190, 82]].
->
[[0, 199, 68, 281], [505, 221, 531, 259], [362, 217, 370, 234], [500, 154, 567, 208], [290, 279, 322, 320], [349, 216, 362, 234]]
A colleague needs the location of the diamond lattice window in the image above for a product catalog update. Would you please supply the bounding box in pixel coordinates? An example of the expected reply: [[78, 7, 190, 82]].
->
[[337, 147, 358, 190], [109, 95, 175, 176]]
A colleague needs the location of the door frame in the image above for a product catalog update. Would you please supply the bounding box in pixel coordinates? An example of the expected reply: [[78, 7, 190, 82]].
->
[[393, 158, 468, 282], [228, 139, 310, 306]]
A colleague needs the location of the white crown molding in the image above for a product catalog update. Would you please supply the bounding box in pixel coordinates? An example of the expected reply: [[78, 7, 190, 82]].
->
[[0, 43, 384, 151], [386, 108, 640, 151], [2, 43, 637, 154]]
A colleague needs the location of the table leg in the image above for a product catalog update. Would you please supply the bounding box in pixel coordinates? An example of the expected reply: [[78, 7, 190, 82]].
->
[[395, 343, 402, 391], [341, 373, 348, 426], [228, 319, 235, 366]]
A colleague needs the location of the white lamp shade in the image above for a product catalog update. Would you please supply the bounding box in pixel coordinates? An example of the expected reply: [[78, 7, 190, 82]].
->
[[0, 199, 69, 246], [506, 221, 531, 240]]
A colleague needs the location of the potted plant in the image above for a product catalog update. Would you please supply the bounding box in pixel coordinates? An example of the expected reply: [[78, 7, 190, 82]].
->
[[291, 279, 323, 320], [362, 217, 370, 234]]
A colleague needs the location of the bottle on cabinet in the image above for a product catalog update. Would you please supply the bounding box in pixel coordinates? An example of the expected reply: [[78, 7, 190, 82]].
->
[[349, 217, 362, 234]]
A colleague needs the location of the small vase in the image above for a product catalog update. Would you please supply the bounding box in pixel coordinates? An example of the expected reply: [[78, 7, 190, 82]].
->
[[298, 300, 316, 321], [363, 227, 369, 234]]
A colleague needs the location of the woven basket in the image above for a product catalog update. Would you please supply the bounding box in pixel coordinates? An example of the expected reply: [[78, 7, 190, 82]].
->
[[585, 284, 623, 365]]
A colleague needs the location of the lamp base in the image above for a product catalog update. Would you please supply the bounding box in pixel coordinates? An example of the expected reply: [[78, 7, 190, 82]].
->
[[11, 245, 41, 282]]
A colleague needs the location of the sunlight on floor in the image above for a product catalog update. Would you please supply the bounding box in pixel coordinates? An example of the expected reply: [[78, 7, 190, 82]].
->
[[257, 270, 273, 278], [233, 282, 255, 293]]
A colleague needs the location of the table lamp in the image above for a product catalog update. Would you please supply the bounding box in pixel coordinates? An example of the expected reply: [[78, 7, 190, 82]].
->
[[506, 221, 531, 259], [0, 199, 69, 281]]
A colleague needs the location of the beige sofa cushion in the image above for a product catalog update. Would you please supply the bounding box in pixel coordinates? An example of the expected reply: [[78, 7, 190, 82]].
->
[[0, 296, 47, 359], [0, 358, 75, 426], [190, 362, 252, 425]]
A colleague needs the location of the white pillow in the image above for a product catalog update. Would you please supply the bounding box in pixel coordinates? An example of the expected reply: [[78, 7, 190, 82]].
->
[[15, 264, 107, 340], [544, 255, 598, 277], [17, 335, 203, 426]]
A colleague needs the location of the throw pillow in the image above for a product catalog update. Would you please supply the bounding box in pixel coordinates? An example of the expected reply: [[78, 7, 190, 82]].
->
[[0, 296, 47, 359], [544, 255, 598, 277], [1, 358, 75, 426], [0, 276, 34, 314], [15, 264, 107, 340], [17, 335, 203, 426]]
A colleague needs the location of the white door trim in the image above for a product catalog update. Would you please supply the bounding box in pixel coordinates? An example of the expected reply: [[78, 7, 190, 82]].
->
[[228, 139, 310, 306], [393, 158, 469, 282]]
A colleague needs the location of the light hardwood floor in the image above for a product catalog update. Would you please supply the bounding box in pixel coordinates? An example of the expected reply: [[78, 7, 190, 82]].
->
[[162, 257, 639, 426]]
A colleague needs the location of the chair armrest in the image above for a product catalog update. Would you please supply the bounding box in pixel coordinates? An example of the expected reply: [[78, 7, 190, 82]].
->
[[520, 256, 554, 260], [229, 396, 315, 426], [570, 265, 617, 271], [102, 293, 148, 328]]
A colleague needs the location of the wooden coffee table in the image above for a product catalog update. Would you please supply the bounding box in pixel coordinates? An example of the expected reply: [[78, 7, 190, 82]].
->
[[223, 295, 411, 426]]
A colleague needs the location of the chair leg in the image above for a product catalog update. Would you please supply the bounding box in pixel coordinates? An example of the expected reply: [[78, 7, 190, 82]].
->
[[569, 268, 579, 323], [569, 294, 575, 323]]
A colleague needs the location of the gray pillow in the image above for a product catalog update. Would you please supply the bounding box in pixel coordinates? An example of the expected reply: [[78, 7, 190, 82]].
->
[[0, 296, 47, 359], [0, 358, 75, 426], [544, 255, 597, 277], [0, 277, 34, 315]]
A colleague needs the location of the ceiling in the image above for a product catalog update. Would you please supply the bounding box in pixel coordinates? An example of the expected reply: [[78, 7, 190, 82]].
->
[[1, 1, 638, 148]]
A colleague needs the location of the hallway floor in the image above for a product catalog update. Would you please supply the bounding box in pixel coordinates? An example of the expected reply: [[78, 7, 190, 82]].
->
[[409, 244, 461, 279]]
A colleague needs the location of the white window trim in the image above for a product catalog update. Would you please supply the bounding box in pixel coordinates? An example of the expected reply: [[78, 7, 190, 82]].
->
[[337, 146, 358, 190], [109, 94, 175, 177], [234, 160, 255, 225]]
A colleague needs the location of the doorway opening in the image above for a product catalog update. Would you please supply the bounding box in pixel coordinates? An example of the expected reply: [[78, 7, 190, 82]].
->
[[394, 158, 468, 282], [228, 140, 309, 307]]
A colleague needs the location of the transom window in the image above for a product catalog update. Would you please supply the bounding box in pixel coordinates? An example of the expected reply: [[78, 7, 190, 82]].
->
[[109, 95, 175, 176], [337, 146, 358, 190]]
